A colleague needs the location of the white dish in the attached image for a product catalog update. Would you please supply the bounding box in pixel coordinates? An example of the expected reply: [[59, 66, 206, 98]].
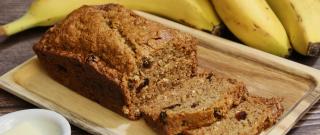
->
[[0, 109, 71, 135]]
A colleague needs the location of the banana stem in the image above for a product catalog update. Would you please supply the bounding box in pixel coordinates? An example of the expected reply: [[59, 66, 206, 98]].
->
[[2, 14, 39, 36], [0, 26, 7, 42]]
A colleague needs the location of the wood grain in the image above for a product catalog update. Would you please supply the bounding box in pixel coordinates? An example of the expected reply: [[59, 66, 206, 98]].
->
[[0, 0, 320, 135]]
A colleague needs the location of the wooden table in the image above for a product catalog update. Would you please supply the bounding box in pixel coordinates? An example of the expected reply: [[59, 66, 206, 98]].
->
[[1, 0, 320, 134]]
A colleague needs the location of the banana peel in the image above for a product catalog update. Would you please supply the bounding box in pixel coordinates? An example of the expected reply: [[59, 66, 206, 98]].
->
[[211, 0, 291, 57], [267, 0, 320, 56], [0, 0, 221, 41]]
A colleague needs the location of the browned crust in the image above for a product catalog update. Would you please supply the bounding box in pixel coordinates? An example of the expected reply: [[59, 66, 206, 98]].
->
[[33, 4, 198, 120], [246, 96, 284, 135], [34, 48, 140, 119], [249, 96, 284, 124]]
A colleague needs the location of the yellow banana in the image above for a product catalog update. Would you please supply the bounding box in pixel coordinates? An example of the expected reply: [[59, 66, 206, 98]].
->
[[267, 0, 320, 56], [211, 0, 291, 57], [0, 0, 221, 40]]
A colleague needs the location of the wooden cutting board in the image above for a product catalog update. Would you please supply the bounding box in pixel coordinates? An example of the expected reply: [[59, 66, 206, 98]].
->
[[1, 11, 320, 135]]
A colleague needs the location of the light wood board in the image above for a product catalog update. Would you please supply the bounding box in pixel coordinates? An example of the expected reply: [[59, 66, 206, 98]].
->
[[1, 11, 320, 135]]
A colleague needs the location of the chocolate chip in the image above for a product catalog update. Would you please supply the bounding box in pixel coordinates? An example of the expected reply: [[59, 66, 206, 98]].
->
[[163, 104, 181, 110], [181, 120, 188, 126], [235, 111, 247, 121], [191, 102, 199, 108], [231, 103, 238, 108], [86, 54, 98, 63], [263, 118, 271, 128], [160, 111, 167, 124], [206, 73, 214, 81], [153, 37, 162, 40], [227, 78, 237, 84], [136, 78, 149, 93], [142, 56, 153, 68], [213, 108, 222, 120], [143, 78, 150, 85], [127, 79, 135, 89]]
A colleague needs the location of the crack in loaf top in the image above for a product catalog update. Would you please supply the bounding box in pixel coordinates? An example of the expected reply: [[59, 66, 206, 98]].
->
[[35, 4, 197, 74]]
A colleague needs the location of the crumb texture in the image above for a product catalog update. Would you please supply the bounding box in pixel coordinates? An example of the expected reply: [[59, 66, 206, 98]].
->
[[141, 73, 248, 135], [184, 96, 284, 135]]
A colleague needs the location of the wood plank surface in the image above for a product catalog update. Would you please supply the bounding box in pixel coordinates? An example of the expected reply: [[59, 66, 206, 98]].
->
[[0, 0, 320, 135]]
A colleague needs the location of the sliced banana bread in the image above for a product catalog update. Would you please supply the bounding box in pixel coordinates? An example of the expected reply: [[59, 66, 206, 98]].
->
[[141, 73, 248, 135], [184, 96, 284, 135], [33, 4, 197, 120]]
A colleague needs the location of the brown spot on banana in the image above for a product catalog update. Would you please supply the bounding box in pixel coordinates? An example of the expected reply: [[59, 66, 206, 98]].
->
[[307, 42, 320, 56], [253, 23, 260, 29], [289, 2, 303, 22], [297, 14, 303, 22], [290, 2, 296, 10], [253, 23, 261, 31]]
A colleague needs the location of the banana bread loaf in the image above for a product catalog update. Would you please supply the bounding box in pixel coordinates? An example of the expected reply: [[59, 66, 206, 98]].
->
[[141, 72, 248, 135], [184, 96, 284, 135], [33, 4, 197, 120]]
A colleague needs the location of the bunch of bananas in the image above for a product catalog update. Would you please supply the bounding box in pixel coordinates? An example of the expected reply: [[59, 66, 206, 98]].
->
[[0, 0, 319, 57], [212, 0, 320, 57]]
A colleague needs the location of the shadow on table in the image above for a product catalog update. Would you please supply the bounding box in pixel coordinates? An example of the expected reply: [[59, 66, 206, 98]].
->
[[289, 51, 320, 67], [0, 27, 48, 50]]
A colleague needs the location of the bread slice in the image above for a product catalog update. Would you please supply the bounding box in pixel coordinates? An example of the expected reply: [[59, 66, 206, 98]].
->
[[141, 73, 248, 135], [184, 96, 284, 135], [33, 4, 197, 120]]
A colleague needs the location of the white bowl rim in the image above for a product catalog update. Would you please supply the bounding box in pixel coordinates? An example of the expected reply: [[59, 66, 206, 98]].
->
[[0, 109, 71, 135]]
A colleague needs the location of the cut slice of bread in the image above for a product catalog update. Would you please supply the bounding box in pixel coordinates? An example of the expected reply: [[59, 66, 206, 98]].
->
[[184, 96, 284, 135], [141, 73, 248, 135]]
